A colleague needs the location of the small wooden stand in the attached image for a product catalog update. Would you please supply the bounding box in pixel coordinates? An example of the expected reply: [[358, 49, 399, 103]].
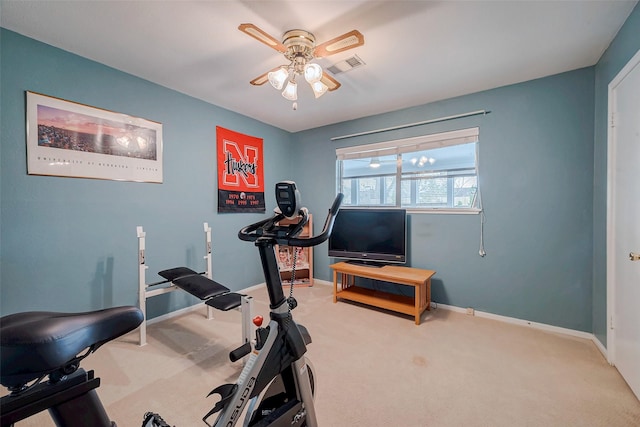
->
[[330, 262, 436, 325], [277, 214, 313, 287]]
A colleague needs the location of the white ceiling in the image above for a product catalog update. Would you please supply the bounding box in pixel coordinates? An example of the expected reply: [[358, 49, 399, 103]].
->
[[1, 1, 637, 133]]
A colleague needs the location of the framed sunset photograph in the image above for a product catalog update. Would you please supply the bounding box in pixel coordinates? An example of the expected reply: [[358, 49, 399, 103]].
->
[[26, 91, 163, 182]]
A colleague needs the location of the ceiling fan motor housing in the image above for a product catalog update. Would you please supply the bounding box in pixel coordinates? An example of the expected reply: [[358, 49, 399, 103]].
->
[[283, 30, 316, 64]]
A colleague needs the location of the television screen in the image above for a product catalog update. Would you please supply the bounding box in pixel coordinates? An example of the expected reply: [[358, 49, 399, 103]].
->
[[328, 208, 406, 265]]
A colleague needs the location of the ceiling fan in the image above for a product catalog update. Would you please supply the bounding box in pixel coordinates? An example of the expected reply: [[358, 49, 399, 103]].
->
[[238, 23, 364, 104]]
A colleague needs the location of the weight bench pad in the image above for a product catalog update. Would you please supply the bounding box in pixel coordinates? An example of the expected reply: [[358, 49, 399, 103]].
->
[[206, 293, 243, 311], [172, 275, 230, 300], [158, 267, 199, 282]]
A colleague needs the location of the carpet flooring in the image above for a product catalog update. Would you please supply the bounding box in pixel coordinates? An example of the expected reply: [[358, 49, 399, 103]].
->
[[4, 283, 640, 426]]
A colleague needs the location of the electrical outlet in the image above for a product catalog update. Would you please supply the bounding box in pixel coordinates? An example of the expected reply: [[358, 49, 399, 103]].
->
[[466, 307, 475, 316]]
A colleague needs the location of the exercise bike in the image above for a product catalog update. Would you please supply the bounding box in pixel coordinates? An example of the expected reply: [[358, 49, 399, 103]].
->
[[0, 181, 343, 427]]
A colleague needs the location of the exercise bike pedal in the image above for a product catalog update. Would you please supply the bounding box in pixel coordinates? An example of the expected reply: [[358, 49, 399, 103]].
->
[[229, 342, 252, 362], [204, 383, 238, 419], [141, 411, 173, 427]]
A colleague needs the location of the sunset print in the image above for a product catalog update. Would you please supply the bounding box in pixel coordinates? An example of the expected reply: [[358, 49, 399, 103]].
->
[[37, 105, 157, 160], [27, 92, 163, 183]]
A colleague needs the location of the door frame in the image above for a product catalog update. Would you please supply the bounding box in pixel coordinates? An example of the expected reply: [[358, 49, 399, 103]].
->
[[606, 48, 640, 364]]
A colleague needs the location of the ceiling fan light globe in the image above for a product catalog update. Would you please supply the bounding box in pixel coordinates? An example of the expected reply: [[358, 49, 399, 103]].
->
[[304, 63, 323, 84], [282, 80, 298, 101], [311, 81, 328, 98], [268, 67, 289, 90]]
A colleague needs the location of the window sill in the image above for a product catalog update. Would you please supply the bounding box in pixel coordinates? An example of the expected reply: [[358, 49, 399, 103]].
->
[[406, 208, 482, 215]]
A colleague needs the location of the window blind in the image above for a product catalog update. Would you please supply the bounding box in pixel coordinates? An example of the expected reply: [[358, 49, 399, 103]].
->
[[336, 127, 479, 161]]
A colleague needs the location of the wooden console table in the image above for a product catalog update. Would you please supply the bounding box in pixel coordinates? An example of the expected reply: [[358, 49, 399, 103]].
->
[[330, 262, 436, 325]]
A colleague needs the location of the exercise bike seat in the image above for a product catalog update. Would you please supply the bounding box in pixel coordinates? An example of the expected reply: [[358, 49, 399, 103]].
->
[[0, 306, 143, 390]]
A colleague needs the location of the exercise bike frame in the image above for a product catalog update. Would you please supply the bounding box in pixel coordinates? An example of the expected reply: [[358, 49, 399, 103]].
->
[[206, 193, 342, 427]]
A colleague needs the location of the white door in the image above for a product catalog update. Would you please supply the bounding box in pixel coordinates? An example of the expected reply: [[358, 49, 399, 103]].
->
[[607, 48, 640, 400]]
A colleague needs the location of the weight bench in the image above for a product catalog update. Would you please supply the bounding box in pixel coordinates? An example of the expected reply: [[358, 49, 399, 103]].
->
[[145, 267, 253, 351], [137, 224, 253, 348], [157, 267, 246, 312]]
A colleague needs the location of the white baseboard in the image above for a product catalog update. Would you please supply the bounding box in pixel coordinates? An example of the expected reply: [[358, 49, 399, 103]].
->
[[434, 302, 607, 358], [241, 282, 268, 293], [146, 302, 206, 325], [591, 335, 608, 360], [250, 279, 334, 289]]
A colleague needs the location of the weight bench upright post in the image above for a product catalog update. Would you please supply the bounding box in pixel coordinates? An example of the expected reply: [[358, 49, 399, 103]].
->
[[204, 222, 253, 346], [138, 226, 180, 346], [137, 226, 149, 346], [203, 222, 214, 321]]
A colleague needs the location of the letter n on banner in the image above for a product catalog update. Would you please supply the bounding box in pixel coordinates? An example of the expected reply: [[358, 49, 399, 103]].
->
[[216, 126, 265, 213]]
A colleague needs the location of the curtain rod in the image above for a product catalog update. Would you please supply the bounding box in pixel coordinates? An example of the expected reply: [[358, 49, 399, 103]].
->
[[330, 110, 491, 141]]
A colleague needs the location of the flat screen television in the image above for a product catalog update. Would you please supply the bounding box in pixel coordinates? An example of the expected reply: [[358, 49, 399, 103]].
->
[[328, 208, 407, 265]]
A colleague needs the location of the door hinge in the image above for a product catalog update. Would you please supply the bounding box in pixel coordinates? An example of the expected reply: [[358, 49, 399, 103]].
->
[[610, 315, 614, 330], [610, 112, 616, 128]]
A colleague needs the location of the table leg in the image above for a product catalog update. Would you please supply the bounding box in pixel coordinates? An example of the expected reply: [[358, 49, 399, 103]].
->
[[414, 284, 421, 325], [333, 270, 338, 303]]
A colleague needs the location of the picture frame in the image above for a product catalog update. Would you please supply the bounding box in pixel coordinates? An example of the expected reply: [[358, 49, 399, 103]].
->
[[26, 91, 163, 182]]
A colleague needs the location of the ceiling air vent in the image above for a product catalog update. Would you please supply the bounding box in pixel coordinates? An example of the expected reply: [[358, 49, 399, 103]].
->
[[327, 55, 365, 75]]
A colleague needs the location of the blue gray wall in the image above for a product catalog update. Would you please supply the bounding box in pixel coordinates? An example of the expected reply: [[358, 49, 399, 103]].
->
[[0, 29, 293, 319], [592, 4, 640, 346], [293, 68, 595, 332]]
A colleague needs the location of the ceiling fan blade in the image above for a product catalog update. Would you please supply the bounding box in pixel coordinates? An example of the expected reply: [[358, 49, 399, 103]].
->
[[250, 72, 269, 86], [321, 72, 341, 91], [313, 30, 364, 58], [239, 23, 286, 53], [250, 66, 285, 86]]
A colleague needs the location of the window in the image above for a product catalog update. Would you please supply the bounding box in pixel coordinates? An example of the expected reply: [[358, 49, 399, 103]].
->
[[336, 127, 480, 213]]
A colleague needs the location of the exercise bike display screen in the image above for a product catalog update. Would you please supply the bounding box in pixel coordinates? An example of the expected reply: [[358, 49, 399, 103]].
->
[[275, 181, 300, 218]]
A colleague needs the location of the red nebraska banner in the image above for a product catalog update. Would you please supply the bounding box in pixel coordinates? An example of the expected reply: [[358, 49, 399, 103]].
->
[[216, 126, 265, 213]]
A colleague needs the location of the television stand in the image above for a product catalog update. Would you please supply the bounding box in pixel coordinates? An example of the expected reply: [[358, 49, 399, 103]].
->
[[330, 262, 436, 325]]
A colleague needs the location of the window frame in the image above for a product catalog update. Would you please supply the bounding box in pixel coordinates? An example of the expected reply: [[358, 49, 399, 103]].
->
[[336, 127, 481, 214]]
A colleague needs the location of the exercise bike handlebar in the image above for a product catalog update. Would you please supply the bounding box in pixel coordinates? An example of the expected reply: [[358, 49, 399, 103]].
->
[[238, 193, 343, 248]]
